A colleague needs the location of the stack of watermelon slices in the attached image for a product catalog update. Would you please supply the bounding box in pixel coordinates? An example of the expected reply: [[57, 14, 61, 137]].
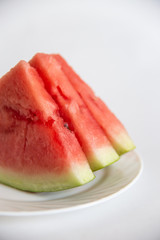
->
[[0, 53, 135, 192]]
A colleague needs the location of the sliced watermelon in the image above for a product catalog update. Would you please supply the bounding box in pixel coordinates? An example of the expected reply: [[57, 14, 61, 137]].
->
[[30, 54, 119, 171], [54, 55, 135, 155], [0, 61, 94, 192]]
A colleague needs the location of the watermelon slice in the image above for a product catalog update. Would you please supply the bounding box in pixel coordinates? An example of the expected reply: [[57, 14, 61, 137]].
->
[[53, 55, 135, 155], [0, 61, 94, 192], [30, 54, 119, 171]]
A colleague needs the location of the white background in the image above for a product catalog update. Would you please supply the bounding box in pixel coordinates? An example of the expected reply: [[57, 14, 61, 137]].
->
[[0, 0, 160, 239]]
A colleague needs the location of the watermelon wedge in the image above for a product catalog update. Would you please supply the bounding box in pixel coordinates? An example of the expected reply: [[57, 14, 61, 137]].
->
[[30, 54, 119, 171], [53, 55, 135, 155], [0, 61, 94, 192]]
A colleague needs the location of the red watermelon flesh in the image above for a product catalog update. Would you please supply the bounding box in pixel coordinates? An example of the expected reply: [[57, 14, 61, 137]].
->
[[30, 54, 119, 171], [54, 55, 135, 155], [0, 61, 94, 192]]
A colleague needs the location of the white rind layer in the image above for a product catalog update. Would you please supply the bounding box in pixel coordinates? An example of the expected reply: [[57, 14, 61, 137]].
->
[[88, 146, 119, 171], [110, 131, 136, 155]]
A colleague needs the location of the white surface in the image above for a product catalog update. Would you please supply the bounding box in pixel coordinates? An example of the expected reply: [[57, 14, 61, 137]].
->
[[0, 0, 160, 239], [0, 151, 142, 216]]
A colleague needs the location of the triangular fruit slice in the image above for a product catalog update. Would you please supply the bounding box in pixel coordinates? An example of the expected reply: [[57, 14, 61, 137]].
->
[[0, 61, 94, 192], [53, 55, 135, 155], [30, 54, 119, 171]]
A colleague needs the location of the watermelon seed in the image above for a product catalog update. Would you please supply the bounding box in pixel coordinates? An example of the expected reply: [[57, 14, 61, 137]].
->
[[64, 122, 69, 129]]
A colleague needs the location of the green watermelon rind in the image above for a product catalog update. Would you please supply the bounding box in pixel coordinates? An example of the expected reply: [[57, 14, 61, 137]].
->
[[0, 163, 95, 192]]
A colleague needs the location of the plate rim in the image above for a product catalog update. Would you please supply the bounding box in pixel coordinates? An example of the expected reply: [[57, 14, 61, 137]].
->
[[0, 151, 143, 217]]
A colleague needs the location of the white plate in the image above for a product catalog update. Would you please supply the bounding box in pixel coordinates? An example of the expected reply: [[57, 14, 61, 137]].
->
[[0, 151, 142, 216]]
